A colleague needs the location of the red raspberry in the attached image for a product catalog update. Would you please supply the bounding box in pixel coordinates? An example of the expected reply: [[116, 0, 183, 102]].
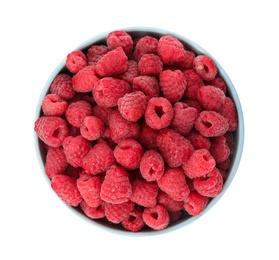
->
[[106, 30, 133, 57], [63, 165, 82, 179], [86, 45, 108, 66], [217, 158, 231, 171], [95, 47, 128, 77], [177, 50, 195, 70], [92, 77, 131, 108], [133, 35, 159, 61], [193, 167, 224, 197], [77, 174, 102, 208], [187, 129, 211, 150], [117, 60, 140, 83], [100, 165, 132, 204], [92, 105, 113, 125], [82, 141, 115, 175], [41, 94, 68, 116], [157, 35, 186, 65], [104, 200, 134, 224], [113, 139, 143, 170], [72, 65, 99, 93], [159, 69, 187, 103], [132, 76, 160, 100], [80, 200, 105, 219], [219, 97, 238, 131], [183, 99, 203, 112], [130, 179, 158, 207], [65, 100, 92, 128], [195, 111, 229, 137], [108, 110, 140, 143], [209, 136, 231, 163], [122, 208, 145, 232], [157, 129, 194, 168], [183, 69, 204, 100], [66, 50, 87, 73], [138, 122, 159, 149], [34, 116, 69, 147], [207, 77, 227, 93], [51, 174, 82, 206], [193, 55, 217, 81], [139, 150, 165, 182], [118, 91, 147, 122], [138, 54, 163, 76], [183, 191, 209, 216], [171, 102, 198, 136], [145, 97, 173, 130], [157, 168, 190, 201], [182, 149, 216, 179], [50, 74, 75, 100], [63, 135, 91, 168], [45, 147, 68, 179], [80, 116, 105, 141], [197, 85, 226, 111], [157, 191, 184, 212], [142, 204, 170, 230]]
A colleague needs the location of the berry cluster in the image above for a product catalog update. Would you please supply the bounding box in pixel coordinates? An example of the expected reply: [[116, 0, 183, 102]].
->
[[34, 30, 238, 232]]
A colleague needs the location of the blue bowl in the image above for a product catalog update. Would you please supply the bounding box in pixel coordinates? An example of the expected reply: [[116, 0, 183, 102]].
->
[[34, 27, 244, 236]]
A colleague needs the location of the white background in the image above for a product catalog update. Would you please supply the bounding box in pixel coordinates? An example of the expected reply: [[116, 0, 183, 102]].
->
[[1, 0, 278, 259]]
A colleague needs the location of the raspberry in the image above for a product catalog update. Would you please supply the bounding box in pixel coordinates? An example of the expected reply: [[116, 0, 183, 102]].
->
[[113, 139, 143, 170], [95, 47, 128, 77], [104, 200, 134, 224], [86, 45, 108, 66], [219, 97, 238, 131], [182, 149, 216, 179], [108, 110, 140, 143], [130, 179, 158, 207], [197, 85, 226, 111], [145, 97, 173, 130], [133, 35, 159, 61], [159, 69, 187, 103], [157, 191, 184, 212], [171, 102, 198, 136], [118, 91, 147, 122], [187, 129, 211, 150], [34, 116, 69, 147], [117, 60, 140, 83], [177, 50, 195, 70], [142, 204, 170, 230], [157, 35, 186, 65], [45, 147, 68, 179], [122, 208, 145, 232], [207, 77, 227, 93], [66, 50, 87, 73], [106, 30, 133, 57], [209, 136, 231, 163], [217, 158, 231, 171], [92, 105, 113, 125], [92, 77, 131, 108], [157, 128, 194, 168], [193, 55, 217, 81], [63, 165, 82, 179], [183, 99, 203, 112], [132, 76, 160, 100], [77, 174, 102, 208], [51, 174, 82, 206], [62, 135, 91, 168], [183, 191, 209, 216], [193, 167, 224, 197], [138, 122, 159, 149], [139, 150, 164, 182], [157, 167, 190, 201], [100, 165, 132, 204], [80, 200, 105, 219], [72, 65, 99, 93], [50, 74, 75, 100], [168, 210, 182, 223], [183, 69, 203, 100], [41, 94, 68, 116], [138, 54, 163, 76], [80, 116, 105, 141], [195, 111, 229, 137], [65, 100, 92, 128], [82, 141, 115, 175]]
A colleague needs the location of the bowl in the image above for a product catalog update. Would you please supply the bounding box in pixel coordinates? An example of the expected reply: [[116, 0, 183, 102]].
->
[[34, 27, 244, 236]]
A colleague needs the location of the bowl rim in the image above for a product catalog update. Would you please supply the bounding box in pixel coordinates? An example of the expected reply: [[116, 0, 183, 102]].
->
[[34, 26, 244, 236]]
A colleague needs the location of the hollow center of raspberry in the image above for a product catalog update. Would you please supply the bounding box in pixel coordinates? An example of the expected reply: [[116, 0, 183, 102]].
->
[[154, 106, 164, 118], [151, 212, 158, 220], [204, 65, 209, 73], [52, 128, 61, 138], [202, 121, 212, 128], [128, 215, 137, 222]]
